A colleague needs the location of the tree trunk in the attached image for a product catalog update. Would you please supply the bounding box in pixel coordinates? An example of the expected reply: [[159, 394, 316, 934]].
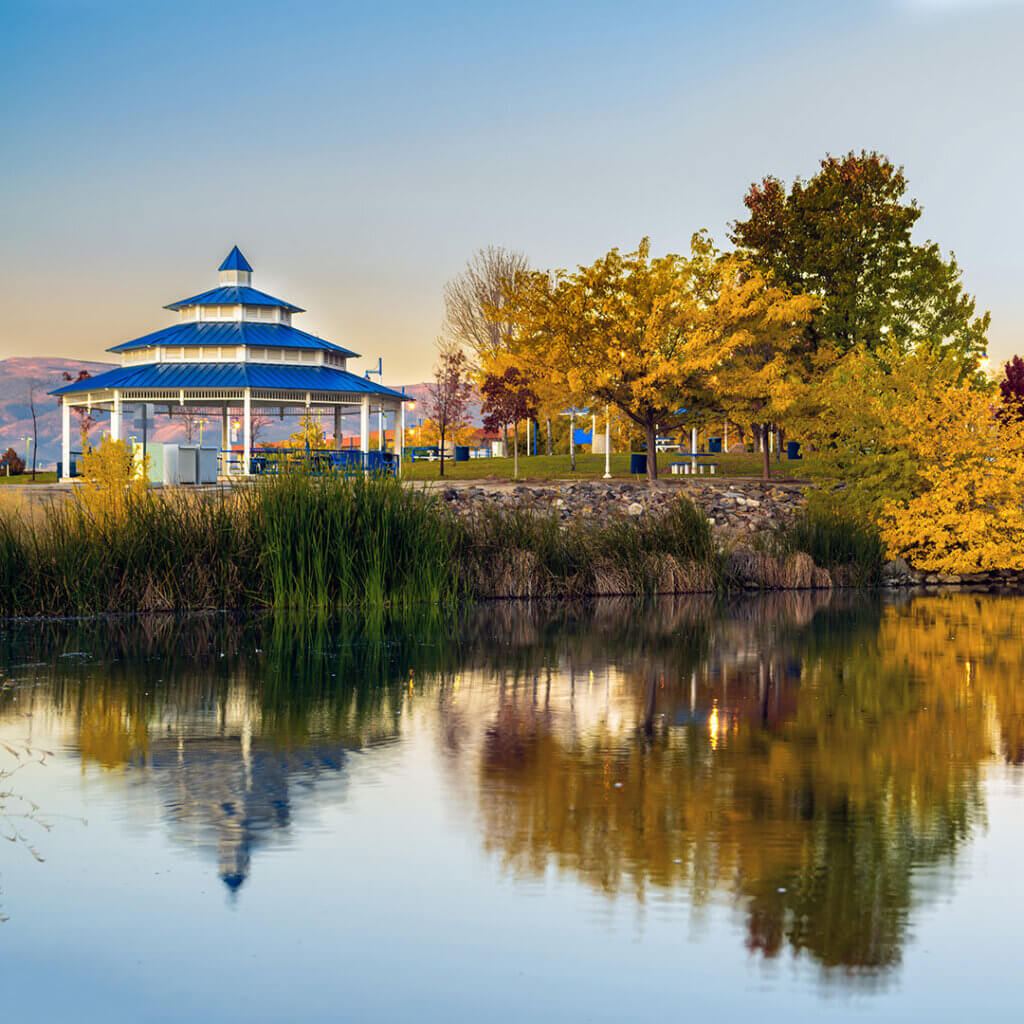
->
[[439, 423, 446, 477], [645, 422, 658, 481], [502, 422, 508, 456], [546, 416, 553, 456], [761, 422, 771, 480], [776, 425, 785, 463], [513, 420, 519, 479]]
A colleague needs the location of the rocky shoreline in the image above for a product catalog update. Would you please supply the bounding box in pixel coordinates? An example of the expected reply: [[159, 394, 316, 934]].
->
[[434, 479, 1024, 592], [436, 478, 807, 536]]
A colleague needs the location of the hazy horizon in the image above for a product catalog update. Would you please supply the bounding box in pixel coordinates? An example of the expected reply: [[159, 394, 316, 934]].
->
[[2, 0, 1021, 381]]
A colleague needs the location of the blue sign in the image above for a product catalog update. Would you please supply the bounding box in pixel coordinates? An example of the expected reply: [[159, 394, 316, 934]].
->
[[573, 428, 593, 444]]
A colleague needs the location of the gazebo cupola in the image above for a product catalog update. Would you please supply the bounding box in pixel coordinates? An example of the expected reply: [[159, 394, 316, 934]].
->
[[165, 247, 304, 327], [218, 245, 252, 286]]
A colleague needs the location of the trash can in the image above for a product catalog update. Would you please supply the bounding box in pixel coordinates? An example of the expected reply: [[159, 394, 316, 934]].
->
[[787, 441, 802, 460], [630, 453, 647, 474], [454, 445, 470, 462], [708, 437, 723, 454]]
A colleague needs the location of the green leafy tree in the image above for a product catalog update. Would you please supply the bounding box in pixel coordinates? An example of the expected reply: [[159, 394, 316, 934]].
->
[[730, 151, 989, 377]]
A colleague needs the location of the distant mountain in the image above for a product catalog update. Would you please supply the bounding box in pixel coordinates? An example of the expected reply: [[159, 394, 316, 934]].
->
[[0, 357, 116, 469], [0, 358, 479, 468]]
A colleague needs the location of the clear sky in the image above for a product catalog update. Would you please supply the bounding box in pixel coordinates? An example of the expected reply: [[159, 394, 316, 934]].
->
[[1, 0, 1021, 380]]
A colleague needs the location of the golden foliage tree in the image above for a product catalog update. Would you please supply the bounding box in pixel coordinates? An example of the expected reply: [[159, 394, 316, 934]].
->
[[287, 415, 330, 451], [500, 235, 816, 479], [806, 343, 1023, 572], [76, 436, 149, 519]]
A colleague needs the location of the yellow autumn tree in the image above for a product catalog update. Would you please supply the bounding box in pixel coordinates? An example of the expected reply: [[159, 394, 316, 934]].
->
[[499, 234, 817, 479], [878, 390, 1024, 573], [807, 342, 1024, 572], [287, 415, 330, 451], [76, 437, 149, 520]]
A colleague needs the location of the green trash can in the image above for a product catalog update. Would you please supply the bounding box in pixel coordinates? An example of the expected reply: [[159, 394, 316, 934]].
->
[[630, 453, 647, 474]]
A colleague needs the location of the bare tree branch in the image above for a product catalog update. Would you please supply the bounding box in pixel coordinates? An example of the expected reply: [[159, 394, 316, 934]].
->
[[442, 246, 529, 367]]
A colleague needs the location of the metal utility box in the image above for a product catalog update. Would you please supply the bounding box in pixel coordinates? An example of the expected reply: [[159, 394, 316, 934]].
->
[[177, 446, 198, 484], [133, 442, 180, 485], [198, 446, 219, 483], [179, 445, 219, 484]]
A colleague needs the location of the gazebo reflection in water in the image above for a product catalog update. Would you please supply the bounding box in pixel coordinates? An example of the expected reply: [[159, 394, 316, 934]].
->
[[51, 247, 410, 481]]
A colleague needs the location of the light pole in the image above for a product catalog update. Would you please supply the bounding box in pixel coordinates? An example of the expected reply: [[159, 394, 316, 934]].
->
[[603, 406, 611, 480]]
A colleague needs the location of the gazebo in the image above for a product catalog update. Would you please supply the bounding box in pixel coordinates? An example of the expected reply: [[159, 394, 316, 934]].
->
[[51, 247, 409, 480]]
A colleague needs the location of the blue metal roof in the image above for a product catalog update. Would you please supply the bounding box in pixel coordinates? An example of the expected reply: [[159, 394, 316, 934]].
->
[[106, 321, 357, 356], [165, 286, 304, 312], [218, 246, 253, 272], [50, 362, 408, 400]]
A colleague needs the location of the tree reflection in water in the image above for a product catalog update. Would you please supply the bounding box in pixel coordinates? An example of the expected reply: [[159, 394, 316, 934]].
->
[[475, 593, 1024, 978], [1, 593, 1023, 977]]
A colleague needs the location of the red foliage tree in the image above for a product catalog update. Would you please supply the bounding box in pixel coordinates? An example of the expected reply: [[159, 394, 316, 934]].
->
[[998, 355, 1024, 422], [0, 447, 26, 476]]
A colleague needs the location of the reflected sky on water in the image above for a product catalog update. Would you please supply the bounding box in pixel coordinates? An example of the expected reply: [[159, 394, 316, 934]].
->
[[1, 593, 1023, 1022]]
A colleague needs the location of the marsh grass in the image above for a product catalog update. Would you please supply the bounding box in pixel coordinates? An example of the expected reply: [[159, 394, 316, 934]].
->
[[772, 499, 886, 587], [0, 473, 725, 617], [463, 498, 717, 597]]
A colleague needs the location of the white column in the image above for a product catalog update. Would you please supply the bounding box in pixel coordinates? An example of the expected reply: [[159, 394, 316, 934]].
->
[[243, 389, 252, 475], [691, 425, 698, 473], [724, 420, 729, 451], [334, 406, 342, 451], [603, 405, 611, 479], [111, 391, 122, 441], [61, 399, 71, 479], [397, 401, 405, 477], [360, 394, 370, 468], [222, 406, 230, 471], [378, 406, 384, 451]]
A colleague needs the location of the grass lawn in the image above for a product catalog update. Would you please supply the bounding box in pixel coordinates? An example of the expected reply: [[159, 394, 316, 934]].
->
[[0, 471, 59, 485], [403, 451, 817, 482]]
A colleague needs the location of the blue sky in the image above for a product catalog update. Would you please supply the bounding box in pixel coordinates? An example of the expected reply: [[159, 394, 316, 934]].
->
[[1, 0, 1021, 378]]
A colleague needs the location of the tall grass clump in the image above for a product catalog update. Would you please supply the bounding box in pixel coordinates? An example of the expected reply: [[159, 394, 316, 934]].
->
[[774, 498, 886, 586], [0, 488, 260, 616], [254, 472, 463, 612]]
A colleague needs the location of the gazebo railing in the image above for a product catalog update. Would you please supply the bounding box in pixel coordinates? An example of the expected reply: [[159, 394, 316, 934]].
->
[[225, 448, 399, 478]]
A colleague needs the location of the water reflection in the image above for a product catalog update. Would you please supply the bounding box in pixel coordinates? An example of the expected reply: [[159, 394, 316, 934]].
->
[[2, 593, 1023, 986]]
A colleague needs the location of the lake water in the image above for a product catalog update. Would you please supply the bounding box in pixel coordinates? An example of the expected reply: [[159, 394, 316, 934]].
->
[[2, 593, 1023, 1022]]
